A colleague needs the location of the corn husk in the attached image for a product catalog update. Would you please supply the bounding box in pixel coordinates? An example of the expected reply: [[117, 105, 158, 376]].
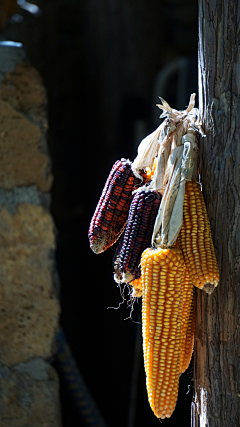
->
[[152, 133, 197, 247], [132, 94, 203, 249], [131, 118, 176, 180], [132, 94, 204, 248]]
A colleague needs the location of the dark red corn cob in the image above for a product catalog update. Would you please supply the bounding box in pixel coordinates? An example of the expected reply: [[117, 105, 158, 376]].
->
[[88, 159, 145, 254], [116, 189, 162, 283]]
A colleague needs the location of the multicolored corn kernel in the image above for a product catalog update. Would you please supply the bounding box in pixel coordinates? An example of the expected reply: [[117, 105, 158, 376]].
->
[[129, 276, 142, 298], [141, 246, 184, 419], [179, 267, 195, 374], [146, 157, 158, 182], [178, 180, 219, 293], [88, 159, 145, 254], [115, 189, 162, 283]]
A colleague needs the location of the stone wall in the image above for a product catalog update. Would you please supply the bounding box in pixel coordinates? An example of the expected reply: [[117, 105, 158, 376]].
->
[[0, 43, 61, 427]]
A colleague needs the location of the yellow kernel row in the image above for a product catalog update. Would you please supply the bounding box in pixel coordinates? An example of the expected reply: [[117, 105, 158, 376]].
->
[[141, 246, 184, 419], [179, 267, 195, 373], [178, 180, 219, 291]]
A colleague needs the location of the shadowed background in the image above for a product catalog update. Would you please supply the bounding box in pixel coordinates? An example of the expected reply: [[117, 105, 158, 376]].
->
[[1, 1, 198, 425]]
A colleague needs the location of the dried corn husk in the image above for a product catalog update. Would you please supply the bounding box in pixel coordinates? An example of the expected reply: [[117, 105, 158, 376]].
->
[[150, 94, 204, 247], [132, 118, 176, 180], [132, 93, 204, 248], [152, 133, 197, 247]]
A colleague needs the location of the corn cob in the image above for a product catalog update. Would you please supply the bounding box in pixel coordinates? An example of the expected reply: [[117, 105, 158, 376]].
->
[[178, 180, 219, 293], [129, 276, 142, 298], [88, 159, 144, 254], [179, 267, 195, 374], [113, 240, 142, 296], [141, 246, 184, 419], [115, 189, 162, 283], [113, 237, 142, 296]]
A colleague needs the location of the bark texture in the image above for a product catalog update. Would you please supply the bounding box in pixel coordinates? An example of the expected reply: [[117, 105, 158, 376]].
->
[[193, 1, 240, 426]]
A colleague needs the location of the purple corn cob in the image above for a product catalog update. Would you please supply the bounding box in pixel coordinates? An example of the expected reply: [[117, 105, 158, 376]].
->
[[113, 234, 124, 284], [115, 189, 162, 283], [88, 159, 145, 254]]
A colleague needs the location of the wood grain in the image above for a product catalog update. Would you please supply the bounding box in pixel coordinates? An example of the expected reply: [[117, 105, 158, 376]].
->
[[193, 1, 240, 426]]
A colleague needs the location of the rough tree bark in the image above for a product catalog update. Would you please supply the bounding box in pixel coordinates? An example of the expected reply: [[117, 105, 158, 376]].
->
[[192, 1, 240, 426]]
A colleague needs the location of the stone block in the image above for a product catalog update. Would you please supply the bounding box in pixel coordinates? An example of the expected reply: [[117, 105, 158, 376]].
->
[[0, 186, 51, 214], [0, 205, 60, 366], [0, 99, 52, 191], [0, 204, 55, 246], [0, 358, 61, 427], [0, 62, 48, 127]]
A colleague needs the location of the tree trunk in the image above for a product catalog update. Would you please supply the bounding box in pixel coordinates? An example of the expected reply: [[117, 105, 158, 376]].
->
[[192, 1, 240, 426]]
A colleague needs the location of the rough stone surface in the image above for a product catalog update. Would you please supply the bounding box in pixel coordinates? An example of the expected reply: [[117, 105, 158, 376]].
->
[[0, 59, 52, 191], [0, 359, 61, 427], [0, 99, 52, 191], [0, 186, 51, 214], [0, 44, 61, 426], [0, 203, 55, 246], [0, 62, 48, 131], [0, 205, 60, 366]]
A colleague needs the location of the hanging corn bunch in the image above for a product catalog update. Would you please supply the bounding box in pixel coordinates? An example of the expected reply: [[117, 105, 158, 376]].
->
[[137, 94, 217, 420], [88, 93, 219, 422]]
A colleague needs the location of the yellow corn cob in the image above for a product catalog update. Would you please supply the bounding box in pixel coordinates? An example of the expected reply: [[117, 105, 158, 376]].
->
[[141, 246, 184, 419], [178, 180, 219, 293], [179, 267, 195, 374], [130, 277, 142, 298]]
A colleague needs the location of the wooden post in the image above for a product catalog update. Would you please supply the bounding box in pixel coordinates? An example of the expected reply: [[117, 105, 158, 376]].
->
[[192, 1, 240, 426]]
